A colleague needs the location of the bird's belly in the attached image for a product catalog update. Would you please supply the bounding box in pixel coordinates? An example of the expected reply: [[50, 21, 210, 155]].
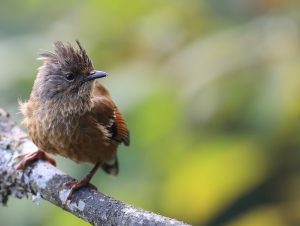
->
[[28, 124, 117, 164], [27, 113, 117, 164], [62, 129, 117, 164]]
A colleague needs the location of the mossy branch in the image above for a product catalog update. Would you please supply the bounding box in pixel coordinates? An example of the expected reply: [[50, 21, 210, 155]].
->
[[0, 108, 189, 226]]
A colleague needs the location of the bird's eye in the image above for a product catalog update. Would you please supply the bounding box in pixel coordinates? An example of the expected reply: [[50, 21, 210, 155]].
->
[[66, 73, 75, 81]]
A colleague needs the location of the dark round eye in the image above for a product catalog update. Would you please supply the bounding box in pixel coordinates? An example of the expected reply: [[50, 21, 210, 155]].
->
[[66, 73, 75, 81]]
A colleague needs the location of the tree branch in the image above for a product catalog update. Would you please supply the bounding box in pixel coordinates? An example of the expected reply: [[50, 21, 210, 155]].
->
[[0, 109, 189, 226]]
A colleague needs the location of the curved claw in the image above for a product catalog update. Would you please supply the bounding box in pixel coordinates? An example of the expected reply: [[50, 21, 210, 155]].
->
[[62, 179, 98, 206], [15, 150, 56, 170], [61, 163, 100, 206]]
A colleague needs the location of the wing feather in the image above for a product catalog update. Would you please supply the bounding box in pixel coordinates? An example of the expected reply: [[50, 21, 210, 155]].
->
[[91, 81, 130, 146]]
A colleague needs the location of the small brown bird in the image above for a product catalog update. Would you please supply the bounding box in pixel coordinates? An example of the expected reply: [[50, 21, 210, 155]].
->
[[17, 41, 129, 202]]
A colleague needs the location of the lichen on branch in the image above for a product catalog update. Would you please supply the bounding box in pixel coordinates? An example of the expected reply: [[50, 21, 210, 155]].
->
[[0, 108, 189, 226]]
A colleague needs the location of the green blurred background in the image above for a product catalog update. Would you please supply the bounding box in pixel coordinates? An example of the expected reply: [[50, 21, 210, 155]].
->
[[1, 0, 300, 225]]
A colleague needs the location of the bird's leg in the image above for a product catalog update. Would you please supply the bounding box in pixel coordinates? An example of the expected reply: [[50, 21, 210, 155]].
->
[[63, 162, 101, 204], [15, 150, 56, 170]]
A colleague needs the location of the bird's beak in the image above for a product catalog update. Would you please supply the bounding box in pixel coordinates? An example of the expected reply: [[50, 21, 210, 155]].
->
[[85, 70, 107, 82]]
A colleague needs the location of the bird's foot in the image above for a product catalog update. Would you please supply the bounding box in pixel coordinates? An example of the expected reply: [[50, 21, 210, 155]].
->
[[62, 178, 97, 205], [15, 150, 56, 170]]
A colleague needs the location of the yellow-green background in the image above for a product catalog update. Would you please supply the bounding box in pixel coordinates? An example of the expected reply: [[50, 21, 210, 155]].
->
[[1, 0, 300, 225]]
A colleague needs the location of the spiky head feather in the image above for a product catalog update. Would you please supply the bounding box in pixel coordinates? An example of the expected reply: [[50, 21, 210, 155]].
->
[[39, 40, 93, 75]]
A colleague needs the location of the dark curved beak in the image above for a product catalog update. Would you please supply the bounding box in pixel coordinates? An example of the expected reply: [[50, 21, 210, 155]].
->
[[85, 70, 107, 82]]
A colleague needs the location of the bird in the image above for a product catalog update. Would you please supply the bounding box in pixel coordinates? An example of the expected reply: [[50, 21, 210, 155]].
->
[[16, 40, 130, 203]]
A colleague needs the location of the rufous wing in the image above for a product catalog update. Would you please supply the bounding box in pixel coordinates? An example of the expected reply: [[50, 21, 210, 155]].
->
[[112, 107, 130, 146], [91, 81, 130, 146]]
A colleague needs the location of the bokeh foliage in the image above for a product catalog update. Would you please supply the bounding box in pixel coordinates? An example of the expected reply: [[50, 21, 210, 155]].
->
[[0, 0, 300, 225]]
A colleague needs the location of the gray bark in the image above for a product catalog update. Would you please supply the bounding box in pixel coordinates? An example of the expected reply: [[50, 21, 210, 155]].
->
[[0, 109, 189, 226]]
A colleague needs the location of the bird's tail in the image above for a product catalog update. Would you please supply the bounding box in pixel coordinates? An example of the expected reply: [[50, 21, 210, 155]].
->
[[102, 157, 119, 176]]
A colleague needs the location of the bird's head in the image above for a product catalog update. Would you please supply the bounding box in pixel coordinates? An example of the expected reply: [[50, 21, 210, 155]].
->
[[34, 40, 107, 101]]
